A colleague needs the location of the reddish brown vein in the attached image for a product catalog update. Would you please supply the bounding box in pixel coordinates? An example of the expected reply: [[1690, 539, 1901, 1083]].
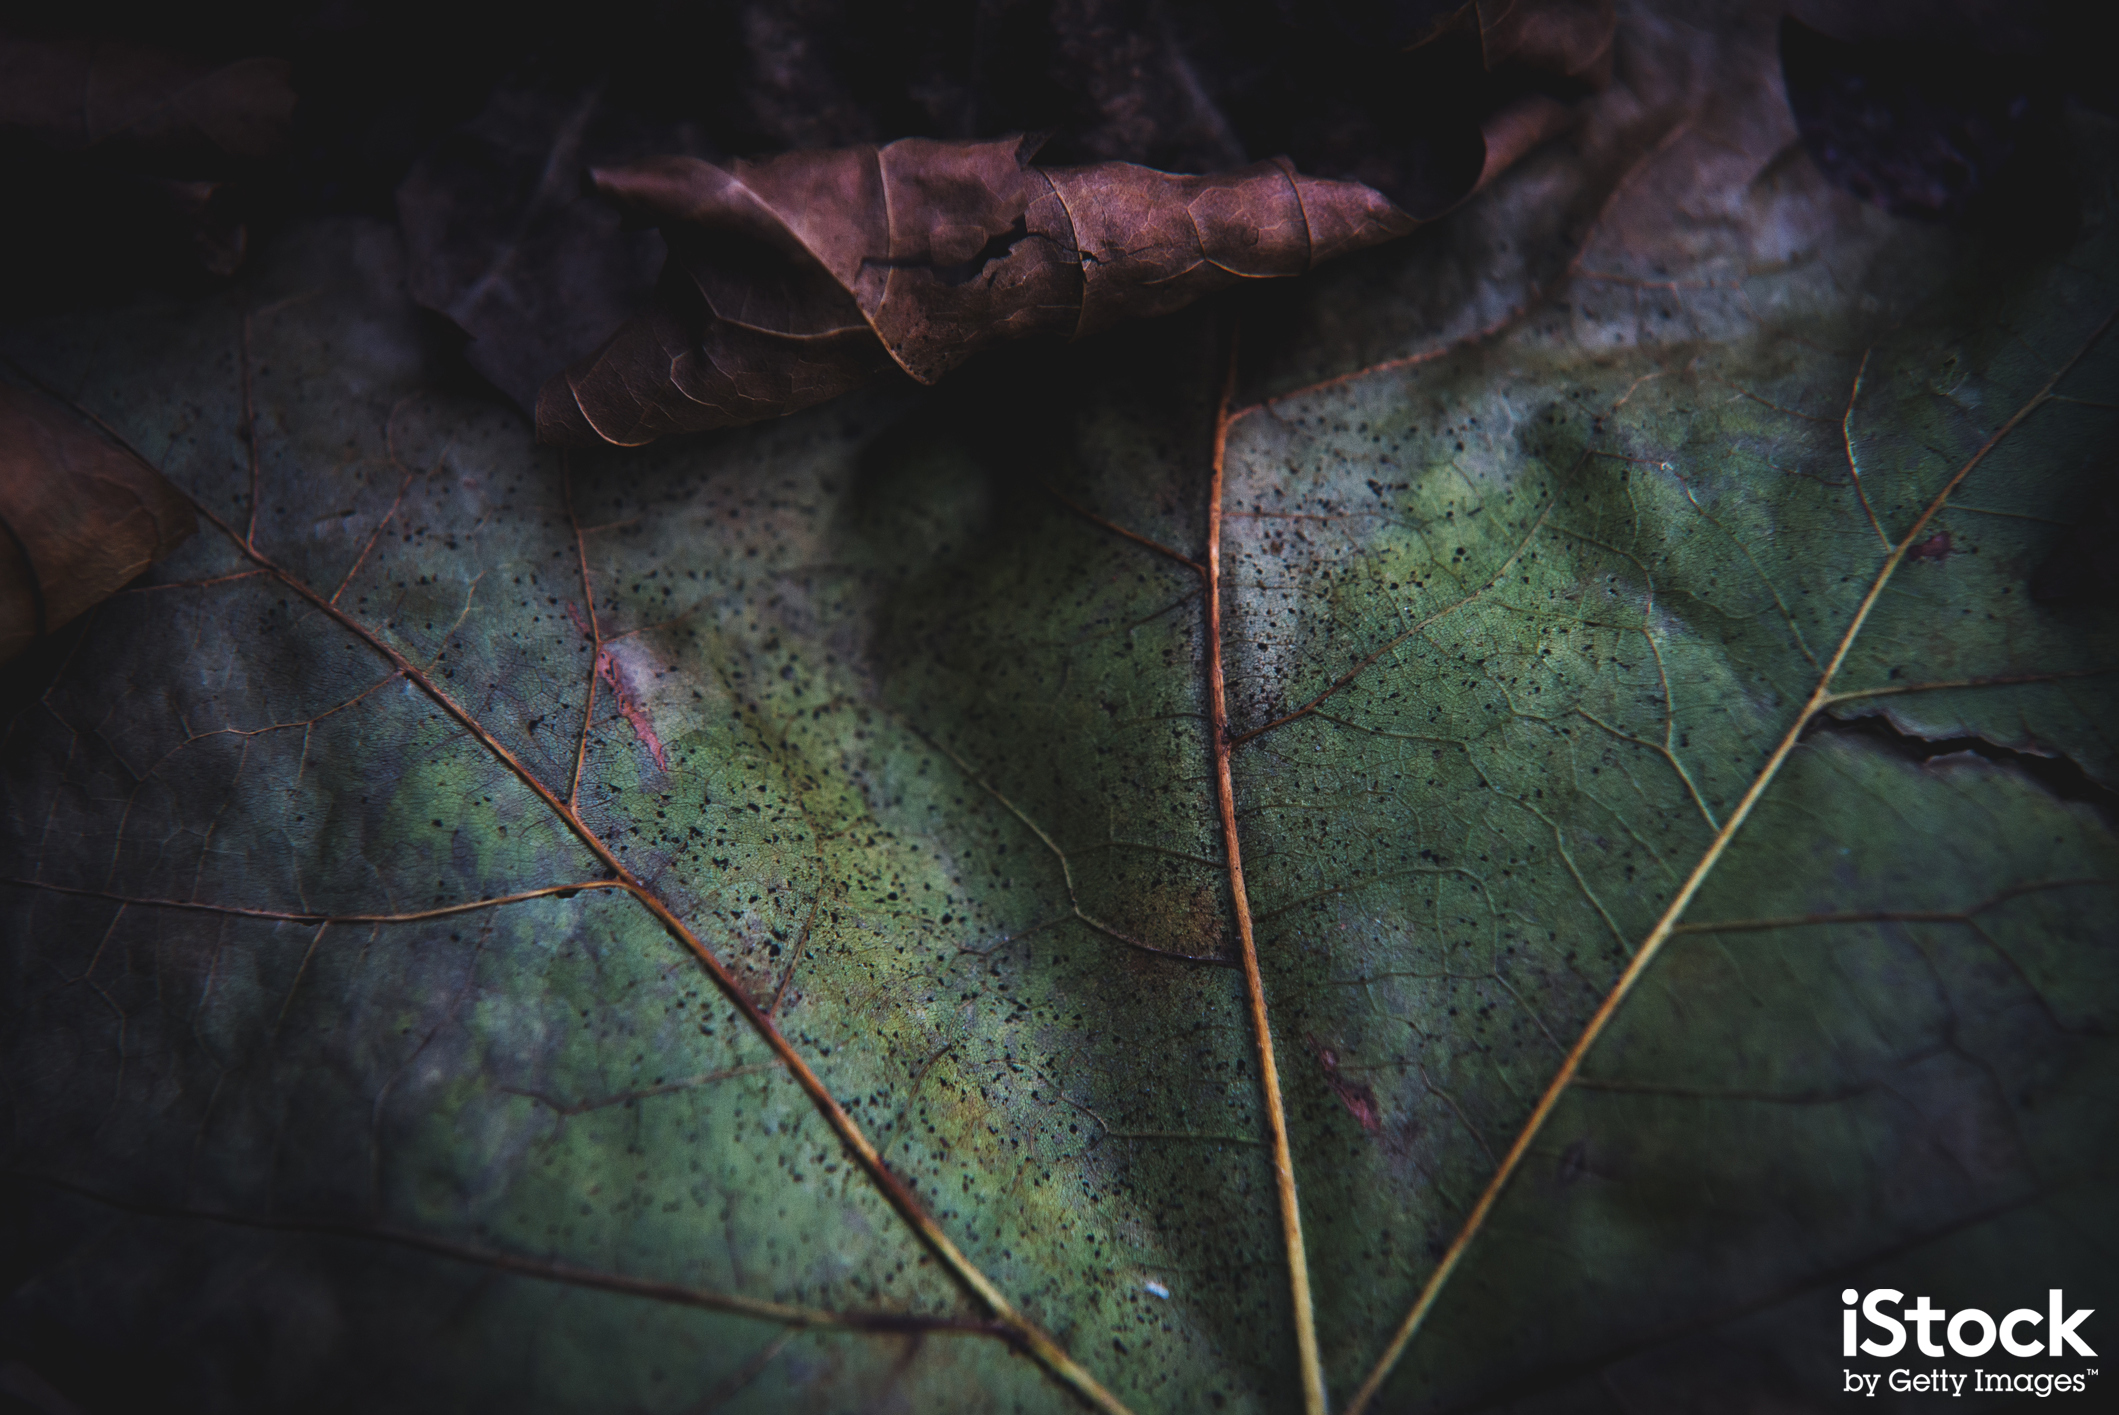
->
[[14, 1171, 1012, 1340], [127, 430, 1131, 1411], [120, 569, 273, 595], [503, 1063, 778, 1116], [695, 1328, 803, 1409], [1044, 484, 1205, 573], [1703, 371, 1830, 423], [1822, 666, 2118, 707], [240, 302, 261, 548], [141, 672, 402, 785], [910, 722, 1237, 967], [768, 893, 819, 1020], [331, 429, 418, 607]]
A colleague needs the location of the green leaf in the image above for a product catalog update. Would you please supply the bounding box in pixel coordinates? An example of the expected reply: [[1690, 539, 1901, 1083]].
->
[[5, 18, 2116, 1415]]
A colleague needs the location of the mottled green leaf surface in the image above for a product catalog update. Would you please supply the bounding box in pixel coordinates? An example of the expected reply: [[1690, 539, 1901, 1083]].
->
[[5, 7, 2117, 1414]]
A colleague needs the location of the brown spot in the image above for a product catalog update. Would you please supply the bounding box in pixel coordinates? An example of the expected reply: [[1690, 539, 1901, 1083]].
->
[[1909, 530, 1952, 562]]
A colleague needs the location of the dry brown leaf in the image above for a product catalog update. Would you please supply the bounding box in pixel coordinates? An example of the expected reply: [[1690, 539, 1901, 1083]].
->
[[532, 0, 1617, 449], [538, 140, 1439, 447], [0, 385, 195, 663]]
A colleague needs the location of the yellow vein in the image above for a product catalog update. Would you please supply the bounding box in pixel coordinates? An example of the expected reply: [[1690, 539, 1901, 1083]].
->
[[1207, 336, 1328, 1415], [564, 455, 601, 811], [1342, 302, 2118, 1415], [3, 877, 634, 924], [1821, 666, 2117, 707], [1672, 877, 2116, 933], [1840, 349, 1892, 550]]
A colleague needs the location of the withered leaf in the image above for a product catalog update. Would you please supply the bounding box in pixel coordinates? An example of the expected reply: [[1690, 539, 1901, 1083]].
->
[[6, 2, 2118, 1409], [0, 384, 195, 663], [538, 139, 1438, 447], [397, 0, 1609, 429], [533, 0, 1615, 448]]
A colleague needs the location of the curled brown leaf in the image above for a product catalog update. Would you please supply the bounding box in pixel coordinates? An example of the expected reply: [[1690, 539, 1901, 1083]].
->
[[539, 138, 1432, 447], [0, 385, 195, 663], [532, 0, 1617, 449]]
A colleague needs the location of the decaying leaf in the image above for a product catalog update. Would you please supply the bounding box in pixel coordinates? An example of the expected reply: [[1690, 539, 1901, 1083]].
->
[[0, 384, 195, 663], [536, 136, 1429, 446], [533, 109, 1587, 449], [533, 0, 1620, 448], [3, 2, 2116, 1413], [397, 1, 1614, 424]]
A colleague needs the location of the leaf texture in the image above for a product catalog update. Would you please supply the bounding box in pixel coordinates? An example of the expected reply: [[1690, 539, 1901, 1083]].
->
[[3, 2, 2117, 1412]]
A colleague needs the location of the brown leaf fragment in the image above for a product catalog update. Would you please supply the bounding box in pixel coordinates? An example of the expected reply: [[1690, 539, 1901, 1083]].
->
[[1401, 0, 1617, 80], [395, 0, 1608, 429], [537, 137, 1421, 447], [0, 385, 195, 663]]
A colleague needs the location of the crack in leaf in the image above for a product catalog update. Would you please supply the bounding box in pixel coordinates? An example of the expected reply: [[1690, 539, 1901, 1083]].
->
[[1341, 300, 2119, 1415]]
